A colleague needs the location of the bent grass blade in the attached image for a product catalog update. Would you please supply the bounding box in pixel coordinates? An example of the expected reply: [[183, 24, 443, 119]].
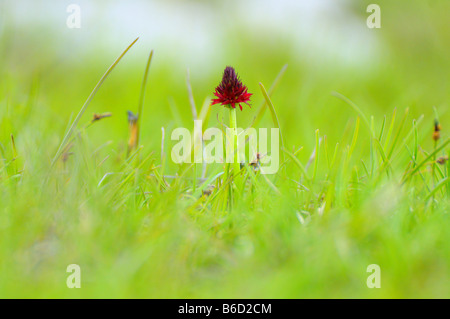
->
[[51, 37, 140, 169]]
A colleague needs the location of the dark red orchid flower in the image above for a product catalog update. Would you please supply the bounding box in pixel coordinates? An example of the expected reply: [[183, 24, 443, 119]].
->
[[211, 66, 252, 111]]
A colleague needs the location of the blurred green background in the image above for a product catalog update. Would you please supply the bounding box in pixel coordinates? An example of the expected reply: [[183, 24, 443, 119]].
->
[[0, 0, 449, 298], [1, 1, 448, 162]]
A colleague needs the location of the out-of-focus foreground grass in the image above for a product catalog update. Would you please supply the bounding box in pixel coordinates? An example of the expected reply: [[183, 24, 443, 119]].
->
[[0, 1, 449, 298]]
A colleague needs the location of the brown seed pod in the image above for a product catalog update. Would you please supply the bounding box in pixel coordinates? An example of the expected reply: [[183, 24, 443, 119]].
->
[[92, 112, 112, 122], [436, 156, 449, 165], [127, 111, 139, 153], [433, 119, 441, 141]]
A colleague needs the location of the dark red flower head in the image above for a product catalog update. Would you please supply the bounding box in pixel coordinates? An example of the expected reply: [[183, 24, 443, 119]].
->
[[211, 66, 252, 111]]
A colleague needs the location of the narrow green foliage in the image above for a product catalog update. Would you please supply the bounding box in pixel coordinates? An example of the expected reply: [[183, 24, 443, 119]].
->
[[51, 37, 139, 168], [252, 64, 288, 128], [136, 50, 154, 146]]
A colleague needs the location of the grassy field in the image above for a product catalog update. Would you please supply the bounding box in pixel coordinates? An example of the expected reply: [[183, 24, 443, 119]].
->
[[0, 1, 449, 298]]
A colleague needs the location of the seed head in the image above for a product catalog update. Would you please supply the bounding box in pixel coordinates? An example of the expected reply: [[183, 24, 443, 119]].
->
[[92, 112, 112, 122], [127, 110, 139, 154], [437, 155, 448, 165], [433, 119, 441, 141]]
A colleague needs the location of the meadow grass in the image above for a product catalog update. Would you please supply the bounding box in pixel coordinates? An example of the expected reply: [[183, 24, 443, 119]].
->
[[0, 1, 449, 298]]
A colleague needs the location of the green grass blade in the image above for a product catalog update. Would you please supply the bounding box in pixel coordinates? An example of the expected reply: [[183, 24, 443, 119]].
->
[[386, 107, 409, 160], [403, 137, 450, 183], [312, 129, 320, 182], [259, 82, 285, 151], [331, 91, 373, 137], [348, 117, 360, 159], [136, 50, 154, 145], [252, 64, 288, 128], [282, 147, 310, 182], [51, 37, 139, 168], [425, 177, 449, 201], [383, 108, 397, 151], [378, 115, 386, 142]]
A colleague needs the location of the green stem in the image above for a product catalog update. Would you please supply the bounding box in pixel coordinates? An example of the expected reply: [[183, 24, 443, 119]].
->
[[229, 107, 241, 177], [432, 139, 437, 204], [193, 163, 197, 193]]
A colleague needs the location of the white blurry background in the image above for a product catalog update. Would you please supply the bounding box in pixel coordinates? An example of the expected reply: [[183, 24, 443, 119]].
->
[[0, 0, 382, 71]]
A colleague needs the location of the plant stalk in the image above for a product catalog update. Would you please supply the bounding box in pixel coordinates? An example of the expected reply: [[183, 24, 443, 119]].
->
[[229, 107, 241, 177]]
